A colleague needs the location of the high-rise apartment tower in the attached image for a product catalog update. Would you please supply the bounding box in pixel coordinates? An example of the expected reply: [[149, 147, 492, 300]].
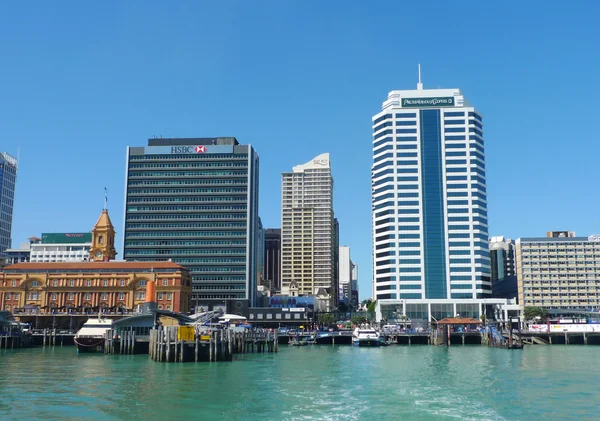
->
[[281, 153, 335, 300]]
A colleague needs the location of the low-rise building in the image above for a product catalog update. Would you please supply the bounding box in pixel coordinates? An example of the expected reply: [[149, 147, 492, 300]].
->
[[0, 209, 193, 314], [0, 261, 191, 314], [30, 233, 92, 262], [516, 231, 600, 310]]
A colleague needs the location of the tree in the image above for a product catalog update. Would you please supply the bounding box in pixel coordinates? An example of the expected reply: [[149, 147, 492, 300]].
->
[[523, 306, 548, 321], [361, 299, 373, 309], [351, 315, 367, 326], [367, 300, 377, 313], [480, 314, 487, 325], [318, 313, 336, 326], [337, 302, 349, 313]]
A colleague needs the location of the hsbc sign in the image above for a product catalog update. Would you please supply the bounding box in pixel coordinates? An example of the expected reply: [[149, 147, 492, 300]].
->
[[171, 146, 207, 154], [143, 145, 234, 155]]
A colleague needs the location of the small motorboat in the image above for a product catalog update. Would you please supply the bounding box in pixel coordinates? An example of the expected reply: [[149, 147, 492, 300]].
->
[[74, 317, 113, 353]]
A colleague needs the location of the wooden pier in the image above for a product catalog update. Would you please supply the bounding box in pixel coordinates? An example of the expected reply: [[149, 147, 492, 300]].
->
[[101, 326, 278, 362]]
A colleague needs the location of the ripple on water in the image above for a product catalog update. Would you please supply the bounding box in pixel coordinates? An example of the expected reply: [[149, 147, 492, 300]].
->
[[1, 346, 600, 420]]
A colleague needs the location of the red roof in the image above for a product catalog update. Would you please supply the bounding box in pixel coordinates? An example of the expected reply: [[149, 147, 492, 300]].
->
[[437, 317, 482, 325], [2, 261, 186, 271]]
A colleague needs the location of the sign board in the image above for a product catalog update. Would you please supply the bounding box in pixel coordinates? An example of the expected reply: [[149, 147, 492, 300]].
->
[[41, 233, 92, 244], [588, 235, 600, 242], [144, 145, 234, 155], [401, 97, 455, 108]]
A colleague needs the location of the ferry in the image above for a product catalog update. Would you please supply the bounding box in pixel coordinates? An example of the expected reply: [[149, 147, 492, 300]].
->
[[74, 318, 113, 353], [352, 327, 384, 347]]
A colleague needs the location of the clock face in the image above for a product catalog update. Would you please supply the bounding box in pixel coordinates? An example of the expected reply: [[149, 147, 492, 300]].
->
[[96, 251, 103, 258]]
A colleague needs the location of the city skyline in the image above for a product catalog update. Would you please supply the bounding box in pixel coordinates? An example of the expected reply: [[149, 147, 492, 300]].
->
[[3, 2, 600, 300]]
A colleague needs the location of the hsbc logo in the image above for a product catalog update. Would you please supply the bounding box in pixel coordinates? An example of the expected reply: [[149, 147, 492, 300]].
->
[[170, 146, 207, 154]]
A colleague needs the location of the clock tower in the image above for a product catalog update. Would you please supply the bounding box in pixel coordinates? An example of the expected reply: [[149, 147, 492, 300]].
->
[[89, 209, 117, 262]]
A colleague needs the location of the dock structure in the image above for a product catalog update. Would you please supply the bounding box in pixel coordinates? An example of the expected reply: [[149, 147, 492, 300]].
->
[[145, 326, 277, 362]]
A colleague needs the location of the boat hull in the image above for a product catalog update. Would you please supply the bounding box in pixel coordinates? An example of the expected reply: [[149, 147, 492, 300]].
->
[[352, 338, 383, 347], [74, 336, 105, 353]]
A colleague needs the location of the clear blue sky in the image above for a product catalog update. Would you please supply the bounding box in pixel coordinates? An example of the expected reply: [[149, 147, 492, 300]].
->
[[2, 2, 599, 299]]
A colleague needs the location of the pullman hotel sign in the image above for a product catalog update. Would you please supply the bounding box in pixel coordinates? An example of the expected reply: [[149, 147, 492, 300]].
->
[[401, 97, 455, 108], [144, 145, 234, 155]]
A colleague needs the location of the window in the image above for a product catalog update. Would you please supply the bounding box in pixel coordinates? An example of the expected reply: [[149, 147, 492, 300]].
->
[[11, 280, 16, 287], [86, 280, 92, 286], [53, 280, 58, 287], [28, 292, 39, 300], [99, 235, 104, 245], [69, 280, 75, 287], [158, 292, 164, 300], [101, 293, 108, 300], [120, 280, 126, 287], [119, 293, 125, 300], [167, 293, 172, 300], [163, 279, 168, 286], [103, 280, 109, 287], [51, 293, 57, 300], [68, 293, 74, 300], [138, 280, 147, 287], [166, 306, 171, 311], [31, 281, 39, 287], [85, 293, 91, 300]]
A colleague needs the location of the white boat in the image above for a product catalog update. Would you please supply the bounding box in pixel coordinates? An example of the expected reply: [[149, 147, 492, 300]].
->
[[74, 318, 113, 353], [352, 327, 384, 347]]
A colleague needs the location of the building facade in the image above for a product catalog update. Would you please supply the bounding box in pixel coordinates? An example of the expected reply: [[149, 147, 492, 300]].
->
[[281, 153, 335, 301], [0, 209, 191, 314], [339, 246, 352, 304], [516, 232, 600, 310], [0, 152, 18, 254], [0, 261, 191, 314], [29, 233, 92, 262], [372, 77, 496, 322], [263, 228, 281, 292], [490, 236, 518, 300], [123, 137, 260, 312], [351, 262, 359, 308]]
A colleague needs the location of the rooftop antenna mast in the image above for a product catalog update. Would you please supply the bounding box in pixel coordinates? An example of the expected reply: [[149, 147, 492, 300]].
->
[[417, 64, 423, 90], [104, 187, 108, 211]]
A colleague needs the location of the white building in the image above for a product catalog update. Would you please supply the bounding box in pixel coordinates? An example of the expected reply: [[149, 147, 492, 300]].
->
[[339, 246, 352, 303], [372, 71, 497, 322], [30, 233, 91, 263], [281, 153, 335, 299]]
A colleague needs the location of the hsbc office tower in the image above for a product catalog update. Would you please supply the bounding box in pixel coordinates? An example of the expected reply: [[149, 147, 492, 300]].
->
[[123, 137, 260, 314]]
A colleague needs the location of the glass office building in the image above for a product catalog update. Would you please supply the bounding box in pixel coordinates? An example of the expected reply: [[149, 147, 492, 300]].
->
[[372, 80, 496, 322], [0, 152, 18, 255], [123, 138, 260, 312]]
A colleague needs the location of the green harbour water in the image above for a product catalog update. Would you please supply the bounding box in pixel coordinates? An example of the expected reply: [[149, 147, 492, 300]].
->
[[1, 345, 599, 420]]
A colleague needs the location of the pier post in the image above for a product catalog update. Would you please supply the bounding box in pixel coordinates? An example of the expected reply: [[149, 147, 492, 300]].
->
[[166, 329, 171, 362], [195, 335, 199, 362], [209, 332, 214, 362], [584, 333, 588, 345], [228, 328, 232, 358], [462, 334, 465, 345], [409, 336, 412, 346], [565, 332, 568, 345]]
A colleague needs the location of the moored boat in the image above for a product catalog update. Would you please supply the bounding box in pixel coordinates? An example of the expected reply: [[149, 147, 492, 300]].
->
[[74, 318, 113, 353], [352, 327, 384, 347]]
